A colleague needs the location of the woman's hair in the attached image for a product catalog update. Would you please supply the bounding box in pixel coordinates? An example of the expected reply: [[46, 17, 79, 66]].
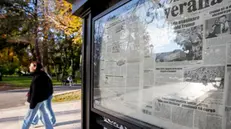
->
[[31, 61, 43, 72]]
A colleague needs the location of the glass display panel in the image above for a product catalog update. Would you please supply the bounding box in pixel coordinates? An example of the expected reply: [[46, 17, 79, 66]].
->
[[93, 0, 231, 128]]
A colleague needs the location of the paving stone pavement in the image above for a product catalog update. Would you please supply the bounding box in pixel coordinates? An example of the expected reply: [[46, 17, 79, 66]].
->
[[0, 101, 81, 129]]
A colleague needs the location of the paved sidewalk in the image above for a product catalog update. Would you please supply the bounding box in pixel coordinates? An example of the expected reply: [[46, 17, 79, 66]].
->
[[0, 101, 81, 129]]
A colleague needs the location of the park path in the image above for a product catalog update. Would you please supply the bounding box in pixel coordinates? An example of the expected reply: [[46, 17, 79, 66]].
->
[[0, 100, 81, 129], [0, 85, 81, 109]]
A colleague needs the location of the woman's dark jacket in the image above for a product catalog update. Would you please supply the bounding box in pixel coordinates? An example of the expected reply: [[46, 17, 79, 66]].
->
[[27, 71, 53, 109]]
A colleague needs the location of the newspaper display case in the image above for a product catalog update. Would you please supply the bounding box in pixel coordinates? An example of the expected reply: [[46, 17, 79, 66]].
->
[[71, 0, 231, 128]]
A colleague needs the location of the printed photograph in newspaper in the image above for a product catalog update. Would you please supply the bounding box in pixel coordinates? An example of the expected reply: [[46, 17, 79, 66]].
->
[[184, 66, 225, 90], [155, 25, 203, 63], [206, 14, 231, 39]]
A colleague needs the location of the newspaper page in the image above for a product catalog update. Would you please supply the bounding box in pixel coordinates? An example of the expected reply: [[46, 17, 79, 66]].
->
[[95, 18, 128, 109], [143, 0, 227, 128], [93, 0, 230, 129], [203, 1, 231, 65]]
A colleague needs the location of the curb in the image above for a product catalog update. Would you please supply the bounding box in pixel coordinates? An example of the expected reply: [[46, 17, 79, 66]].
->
[[53, 89, 80, 96], [0, 85, 81, 92]]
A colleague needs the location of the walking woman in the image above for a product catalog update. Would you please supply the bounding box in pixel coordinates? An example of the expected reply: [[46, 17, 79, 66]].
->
[[22, 61, 54, 129], [31, 72, 56, 127]]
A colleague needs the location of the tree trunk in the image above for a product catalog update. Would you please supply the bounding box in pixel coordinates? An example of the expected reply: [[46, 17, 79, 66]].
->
[[35, 38, 41, 62], [34, 0, 41, 62], [42, 42, 48, 72], [30, 44, 37, 61]]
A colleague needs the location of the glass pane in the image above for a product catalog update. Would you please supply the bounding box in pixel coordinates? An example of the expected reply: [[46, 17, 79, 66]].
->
[[93, 0, 231, 128]]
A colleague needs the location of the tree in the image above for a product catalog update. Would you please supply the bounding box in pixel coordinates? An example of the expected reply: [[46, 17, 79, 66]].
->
[[44, 0, 82, 44], [40, 0, 82, 79], [0, 0, 83, 79], [0, 0, 40, 61]]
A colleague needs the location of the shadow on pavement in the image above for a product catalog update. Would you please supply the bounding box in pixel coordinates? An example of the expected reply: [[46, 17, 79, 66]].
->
[[0, 116, 24, 123], [55, 120, 81, 127], [55, 109, 81, 115], [0, 109, 80, 123]]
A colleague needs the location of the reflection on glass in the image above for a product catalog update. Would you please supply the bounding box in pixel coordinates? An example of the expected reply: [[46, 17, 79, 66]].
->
[[93, 0, 228, 129]]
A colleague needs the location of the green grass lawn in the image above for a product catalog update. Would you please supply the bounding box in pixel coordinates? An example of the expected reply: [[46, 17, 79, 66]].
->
[[0, 76, 32, 87], [0, 76, 81, 88]]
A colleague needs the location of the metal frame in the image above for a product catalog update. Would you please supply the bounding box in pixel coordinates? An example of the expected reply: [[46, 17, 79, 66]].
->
[[81, 10, 91, 129], [90, 0, 163, 128]]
